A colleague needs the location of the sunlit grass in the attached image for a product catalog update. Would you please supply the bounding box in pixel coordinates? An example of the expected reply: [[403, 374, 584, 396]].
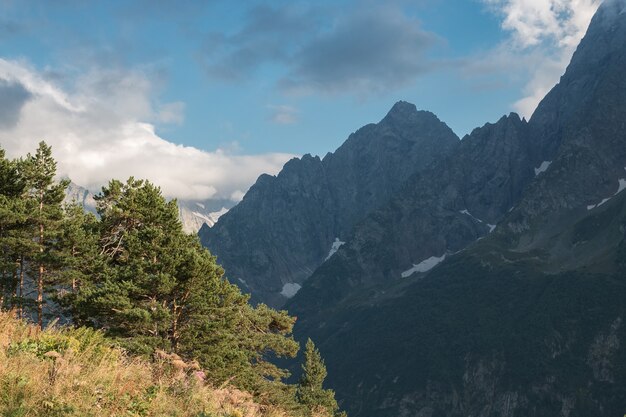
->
[[0, 312, 289, 417]]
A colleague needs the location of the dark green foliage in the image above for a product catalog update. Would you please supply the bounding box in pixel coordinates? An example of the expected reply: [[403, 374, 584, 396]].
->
[[297, 339, 343, 417], [20, 142, 69, 326], [62, 177, 306, 408], [0, 142, 68, 323], [70, 178, 189, 350], [0, 146, 26, 310], [54, 203, 100, 300]]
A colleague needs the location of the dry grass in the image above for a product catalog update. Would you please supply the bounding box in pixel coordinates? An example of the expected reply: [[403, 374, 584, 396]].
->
[[0, 312, 288, 417]]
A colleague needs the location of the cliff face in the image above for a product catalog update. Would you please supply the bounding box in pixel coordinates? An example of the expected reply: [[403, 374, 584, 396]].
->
[[286, 112, 536, 314], [200, 102, 459, 307]]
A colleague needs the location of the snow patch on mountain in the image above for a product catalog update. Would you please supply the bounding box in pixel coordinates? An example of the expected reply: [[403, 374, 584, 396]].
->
[[587, 178, 626, 210], [280, 283, 302, 298], [401, 254, 446, 278], [534, 161, 552, 176], [325, 238, 345, 260], [459, 209, 483, 223]]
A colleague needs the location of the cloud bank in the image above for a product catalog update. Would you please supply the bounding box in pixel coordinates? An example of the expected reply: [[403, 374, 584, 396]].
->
[[202, 4, 438, 96], [0, 58, 294, 201]]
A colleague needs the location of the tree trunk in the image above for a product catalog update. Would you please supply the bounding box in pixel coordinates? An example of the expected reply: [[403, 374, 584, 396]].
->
[[38, 261, 44, 328], [37, 192, 44, 329], [72, 246, 77, 292], [11, 263, 17, 313], [18, 257, 24, 319], [172, 299, 179, 350], [0, 268, 5, 311]]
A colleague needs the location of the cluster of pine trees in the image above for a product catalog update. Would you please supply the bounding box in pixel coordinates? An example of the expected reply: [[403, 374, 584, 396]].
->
[[0, 142, 344, 417]]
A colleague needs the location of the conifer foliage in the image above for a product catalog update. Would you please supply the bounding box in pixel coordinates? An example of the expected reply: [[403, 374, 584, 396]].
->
[[20, 142, 69, 327], [0, 142, 345, 415], [297, 339, 344, 417]]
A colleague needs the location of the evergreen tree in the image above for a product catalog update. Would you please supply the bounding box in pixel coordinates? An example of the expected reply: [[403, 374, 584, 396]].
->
[[53, 202, 100, 319], [0, 147, 34, 316], [70, 178, 187, 351], [69, 177, 300, 401], [297, 339, 344, 417], [0, 147, 25, 310], [19, 141, 69, 327]]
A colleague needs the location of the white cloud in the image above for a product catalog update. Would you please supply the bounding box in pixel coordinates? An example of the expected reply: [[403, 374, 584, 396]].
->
[[0, 58, 294, 200], [230, 190, 246, 202], [484, 0, 600, 47], [483, 0, 601, 116]]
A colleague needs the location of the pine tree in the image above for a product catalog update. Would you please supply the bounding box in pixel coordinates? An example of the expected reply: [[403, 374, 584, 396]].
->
[[0, 147, 33, 315], [297, 339, 344, 416], [52, 202, 100, 320], [19, 142, 68, 327], [68, 177, 301, 404], [69, 178, 186, 351], [0, 147, 25, 310]]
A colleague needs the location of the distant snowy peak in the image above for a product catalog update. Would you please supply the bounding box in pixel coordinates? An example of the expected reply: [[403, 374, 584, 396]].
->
[[179, 205, 231, 234], [64, 182, 97, 214]]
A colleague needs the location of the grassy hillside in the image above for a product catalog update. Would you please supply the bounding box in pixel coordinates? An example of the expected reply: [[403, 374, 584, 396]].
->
[[0, 312, 297, 417]]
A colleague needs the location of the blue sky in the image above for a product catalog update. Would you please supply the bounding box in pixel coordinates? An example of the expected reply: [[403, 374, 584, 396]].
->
[[0, 0, 601, 200]]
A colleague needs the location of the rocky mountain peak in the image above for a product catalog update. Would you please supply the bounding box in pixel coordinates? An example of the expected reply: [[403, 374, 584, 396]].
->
[[384, 100, 418, 118], [380, 101, 446, 135]]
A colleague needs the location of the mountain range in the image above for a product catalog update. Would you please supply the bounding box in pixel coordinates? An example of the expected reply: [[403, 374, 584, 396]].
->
[[199, 1, 626, 415]]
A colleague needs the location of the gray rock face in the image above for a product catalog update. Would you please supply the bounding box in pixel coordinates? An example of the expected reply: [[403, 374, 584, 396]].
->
[[506, 0, 626, 237], [287, 112, 536, 313], [177, 199, 233, 234], [64, 182, 97, 214], [199, 102, 459, 307]]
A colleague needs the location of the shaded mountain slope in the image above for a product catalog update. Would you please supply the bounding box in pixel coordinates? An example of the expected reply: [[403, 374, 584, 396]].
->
[[200, 102, 459, 306], [287, 110, 536, 314], [292, 191, 626, 416], [285, 1, 626, 416], [290, 0, 626, 325]]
